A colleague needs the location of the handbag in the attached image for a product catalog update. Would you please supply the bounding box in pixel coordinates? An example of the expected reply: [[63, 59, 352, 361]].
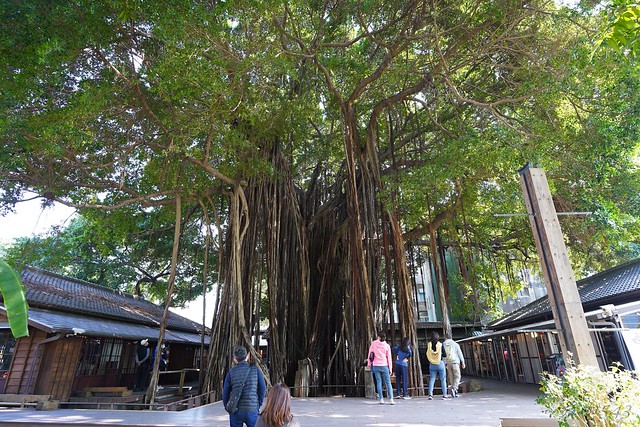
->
[[225, 366, 254, 413]]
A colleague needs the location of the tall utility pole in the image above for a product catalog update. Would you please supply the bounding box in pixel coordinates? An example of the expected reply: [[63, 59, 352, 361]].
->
[[519, 164, 598, 367]]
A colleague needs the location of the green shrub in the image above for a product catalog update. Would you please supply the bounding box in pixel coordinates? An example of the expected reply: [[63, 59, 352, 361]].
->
[[537, 360, 640, 427]]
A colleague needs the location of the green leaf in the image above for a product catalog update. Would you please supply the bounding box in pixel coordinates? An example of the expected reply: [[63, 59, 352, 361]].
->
[[0, 260, 30, 338]]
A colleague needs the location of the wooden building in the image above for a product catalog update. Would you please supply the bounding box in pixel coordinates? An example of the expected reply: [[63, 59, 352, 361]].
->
[[458, 258, 640, 384], [0, 267, 209, 400]]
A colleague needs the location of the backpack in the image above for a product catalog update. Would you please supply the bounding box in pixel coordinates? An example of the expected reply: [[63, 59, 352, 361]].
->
[[444, 342, 456, 363], [426, 342, 442, 365]]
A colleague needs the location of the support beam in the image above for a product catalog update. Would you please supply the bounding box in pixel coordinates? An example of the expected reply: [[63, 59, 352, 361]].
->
[[519, 165, 598, 367]]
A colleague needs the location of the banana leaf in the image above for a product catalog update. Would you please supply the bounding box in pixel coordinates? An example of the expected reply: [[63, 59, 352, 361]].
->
[[0, 260, 29, 338]]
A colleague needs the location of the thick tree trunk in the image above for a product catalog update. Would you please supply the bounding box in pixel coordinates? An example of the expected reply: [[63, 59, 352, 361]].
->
[[262, 144, 310, 384], [428, 218, 451, 337], [342, 108, 376, 392], [204, 184, 259, 397], [387, 212, 424, 395]]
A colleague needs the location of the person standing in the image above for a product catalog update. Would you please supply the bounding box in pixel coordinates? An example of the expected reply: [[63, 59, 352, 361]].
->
[[151, 343, 169, 390], [222, 346, 267, 427], [154, 343, 168, 371], [134, 339, 150, 391], [255, 383, 300, 427], [426, 331, 448, 400], [367, 331, 395, 405], [443, 332, 465, 397], [392, 337, 413, 399]]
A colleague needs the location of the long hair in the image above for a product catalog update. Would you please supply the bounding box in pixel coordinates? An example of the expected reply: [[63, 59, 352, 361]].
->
[[400, 337, 411, 353], [259, 383, 293, 426], [430, 331, 440, 351]]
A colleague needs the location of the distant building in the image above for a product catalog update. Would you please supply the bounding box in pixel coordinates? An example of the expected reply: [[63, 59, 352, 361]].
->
[[0, 267, 209, 400], [499, 268, 548, 314]]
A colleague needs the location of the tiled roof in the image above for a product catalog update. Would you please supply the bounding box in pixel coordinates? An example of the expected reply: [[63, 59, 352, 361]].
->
[[0, 306, 209, 345], [490, 258, 640, 329], [9, 266, 206, 334]]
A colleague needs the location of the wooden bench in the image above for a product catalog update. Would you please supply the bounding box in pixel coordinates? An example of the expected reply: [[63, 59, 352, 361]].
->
[[0, 394, 52, 408], [83, 387, 132, 398]]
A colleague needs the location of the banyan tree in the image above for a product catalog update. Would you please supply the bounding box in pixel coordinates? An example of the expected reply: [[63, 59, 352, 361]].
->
[[2, 0, 640, 400]]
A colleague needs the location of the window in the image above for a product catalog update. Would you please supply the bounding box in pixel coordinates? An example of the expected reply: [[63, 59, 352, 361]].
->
[[76, 337, 129, 376], [0, 331, 16, 373], [621, 312, 640, 329]]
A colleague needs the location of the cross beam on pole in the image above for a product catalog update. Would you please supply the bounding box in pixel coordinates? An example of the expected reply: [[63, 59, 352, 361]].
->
[[493, 212, 592, 217], [518, 163, 598, 367]]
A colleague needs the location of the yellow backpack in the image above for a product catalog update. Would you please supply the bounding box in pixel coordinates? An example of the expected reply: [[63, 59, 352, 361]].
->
[[426, 341, 442, 365]]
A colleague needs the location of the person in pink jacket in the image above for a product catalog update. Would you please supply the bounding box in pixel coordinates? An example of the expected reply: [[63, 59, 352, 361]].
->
[[367, 331, 395, 405]]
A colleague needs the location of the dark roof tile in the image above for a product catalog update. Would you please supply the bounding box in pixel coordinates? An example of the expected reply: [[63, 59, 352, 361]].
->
[[14, 266, 205, 334], [490, 258, 640, 329]]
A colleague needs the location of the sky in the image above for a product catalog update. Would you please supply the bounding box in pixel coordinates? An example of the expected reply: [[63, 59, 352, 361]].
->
[[172, 293, 216, 326], [0, 197, 77, 244], [0, 197, 214, 324]]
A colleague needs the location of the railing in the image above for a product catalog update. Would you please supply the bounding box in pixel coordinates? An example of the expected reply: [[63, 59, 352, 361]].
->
[[58, 390, 217, 412], [58, 368, 209, 411], [157, 368, 200, 395]]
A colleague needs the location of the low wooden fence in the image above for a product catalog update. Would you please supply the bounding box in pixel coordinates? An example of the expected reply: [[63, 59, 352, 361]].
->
[[58, 390, 216, 411]]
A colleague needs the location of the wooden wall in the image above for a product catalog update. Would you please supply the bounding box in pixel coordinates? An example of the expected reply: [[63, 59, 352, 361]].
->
[[34, 336, 83, 400], [3, 328, 48, 395], [3, 324, 207, 399], [170, 344, 197, 370], [3, 328, 83, 400]]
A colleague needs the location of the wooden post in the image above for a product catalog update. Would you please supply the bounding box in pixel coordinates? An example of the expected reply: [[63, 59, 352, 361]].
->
[[519, 164, 598, 367], [178, 369, 186, 395]]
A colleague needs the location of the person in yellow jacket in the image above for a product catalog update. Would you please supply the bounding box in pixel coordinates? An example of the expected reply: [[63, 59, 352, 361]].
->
[[426, 331, 448, 400]]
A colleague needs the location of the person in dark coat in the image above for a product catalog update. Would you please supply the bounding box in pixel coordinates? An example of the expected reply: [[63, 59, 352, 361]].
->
[[393, 337, 413, 399], [134, 339, 150, 391], [222, 346, 267, 427]]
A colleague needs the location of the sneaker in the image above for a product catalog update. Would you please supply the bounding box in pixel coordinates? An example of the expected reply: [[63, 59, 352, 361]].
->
[[403, 396, 412, 400], [428, 395, 433, 400], [442, 395, 449, 399], [451, 390, 457, 398], [380, 398, 385, 404], [390, 398, 395, 405]]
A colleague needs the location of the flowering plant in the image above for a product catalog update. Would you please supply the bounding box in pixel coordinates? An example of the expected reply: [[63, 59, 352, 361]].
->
[[537, 359, 640, 427]]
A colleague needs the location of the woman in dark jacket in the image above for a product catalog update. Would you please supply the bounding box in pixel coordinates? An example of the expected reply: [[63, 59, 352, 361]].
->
[[393, 337, 413, 399]]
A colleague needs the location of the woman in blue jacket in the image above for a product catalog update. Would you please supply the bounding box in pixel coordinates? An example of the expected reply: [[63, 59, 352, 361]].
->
[[393, 337, 413, 399]]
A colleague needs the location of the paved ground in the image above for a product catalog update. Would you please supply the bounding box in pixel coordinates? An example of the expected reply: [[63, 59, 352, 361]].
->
[[0, 378, 555, 426]]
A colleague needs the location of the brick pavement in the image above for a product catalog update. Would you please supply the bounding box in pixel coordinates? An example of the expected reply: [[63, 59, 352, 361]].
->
[[0, 378, 555, 427]]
